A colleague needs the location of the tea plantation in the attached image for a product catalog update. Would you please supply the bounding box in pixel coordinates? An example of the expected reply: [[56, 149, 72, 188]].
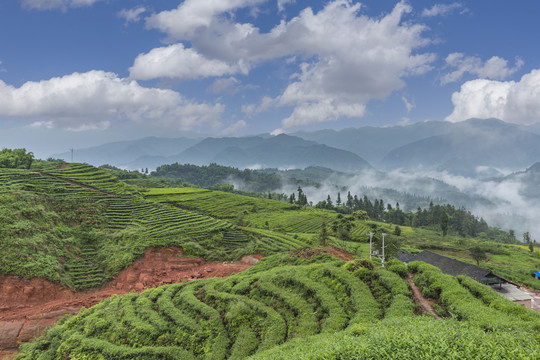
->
[[3, 162, 540, 359], [17, 254, 540, 359], [0, 164, 306, 289]]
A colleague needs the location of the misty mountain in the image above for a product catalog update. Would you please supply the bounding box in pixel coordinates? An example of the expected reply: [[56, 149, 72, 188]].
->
[[259, 166, 492, 210], [494, 162, 540, 199], [53, 137, 201, 169], [177, 134, 373, 173], [293, 121, 452, 164], [380, 119, 540, 176]]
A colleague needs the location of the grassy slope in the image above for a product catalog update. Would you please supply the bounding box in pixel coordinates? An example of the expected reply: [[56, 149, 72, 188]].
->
[[17, 253, 540, 359], [0, 164, 306, 290], [3, 163, 539, 292]]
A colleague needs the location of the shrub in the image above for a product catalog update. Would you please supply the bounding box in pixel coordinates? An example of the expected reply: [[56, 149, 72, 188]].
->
[[343, 259, 374, 272]]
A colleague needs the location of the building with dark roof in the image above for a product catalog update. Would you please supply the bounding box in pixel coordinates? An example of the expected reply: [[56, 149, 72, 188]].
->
[[397, 250, 513, 286], [397, 250, 532, 308]]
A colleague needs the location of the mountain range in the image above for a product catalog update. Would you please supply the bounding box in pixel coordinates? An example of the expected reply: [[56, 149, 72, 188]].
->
[[54, 118, 540, 177]]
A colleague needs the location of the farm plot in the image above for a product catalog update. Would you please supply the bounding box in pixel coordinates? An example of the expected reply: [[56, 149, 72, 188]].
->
[[144, 187, 295, 219], [39, 163, 135, 194], [18, 258, 389, 359]]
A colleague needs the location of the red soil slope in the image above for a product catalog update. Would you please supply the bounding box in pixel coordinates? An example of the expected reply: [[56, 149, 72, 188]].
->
[[0, 247, 262, 354]]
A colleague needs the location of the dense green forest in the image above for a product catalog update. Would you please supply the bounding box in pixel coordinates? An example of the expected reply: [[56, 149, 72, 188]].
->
[[152, 163, 282, 191]]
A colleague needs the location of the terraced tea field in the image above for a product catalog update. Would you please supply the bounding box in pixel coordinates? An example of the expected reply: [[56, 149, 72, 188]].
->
[[1, 165, 311, 289], [17, 254, 540, 359], [143, 187, 296, 219]]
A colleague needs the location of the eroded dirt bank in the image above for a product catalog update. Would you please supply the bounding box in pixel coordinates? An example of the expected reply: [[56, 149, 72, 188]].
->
[[0, 247, 262, 354]]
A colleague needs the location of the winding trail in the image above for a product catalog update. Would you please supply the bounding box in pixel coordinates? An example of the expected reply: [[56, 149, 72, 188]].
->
[[407, 273, 440, 318]]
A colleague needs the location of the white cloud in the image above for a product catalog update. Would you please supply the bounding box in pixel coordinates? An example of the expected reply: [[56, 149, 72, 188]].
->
[[0, 70, 224, 131], [282, 100, 366, 128], [221, 120, 247, 135], [142, 0, 433, 128], [442, 53, 523, 84], [130, 43, 249, 81], [21, 0, 103, 11], [118, 6, 146, 25], [208, 77, 240, 94], [270, 128, 286, 135], [242, 96, 275, 116], [0, 60, 5, 73], [145, 0, 265, 40], [422, 3, 463, 17], [446, 69, 540, 125], [275, 1, 433, 128], [277, 0, 295, 12], [402, 96, 414, 112]]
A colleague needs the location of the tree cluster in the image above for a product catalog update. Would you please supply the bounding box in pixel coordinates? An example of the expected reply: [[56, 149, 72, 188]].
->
[[0, 148, 34, 169], [152, 163, 282, 192]]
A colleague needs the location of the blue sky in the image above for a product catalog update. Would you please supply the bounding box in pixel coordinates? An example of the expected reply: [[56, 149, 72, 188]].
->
[[1, 0, 540, 157]]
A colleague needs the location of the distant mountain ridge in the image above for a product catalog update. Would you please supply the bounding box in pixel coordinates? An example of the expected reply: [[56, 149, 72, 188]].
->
[[53, 136, 201, 169], [176, 134, 373, 173], [54, 118, 540, 177], [294, 118, 540, 177], [55, 134, 373, 173]]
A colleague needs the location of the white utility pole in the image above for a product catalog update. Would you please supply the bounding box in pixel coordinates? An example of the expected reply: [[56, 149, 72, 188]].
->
[[381, 233, 387, 267], [369, 232, 374, 261]]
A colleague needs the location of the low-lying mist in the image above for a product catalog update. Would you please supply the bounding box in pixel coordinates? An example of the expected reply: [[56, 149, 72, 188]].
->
[[229, 168, 538, 241]]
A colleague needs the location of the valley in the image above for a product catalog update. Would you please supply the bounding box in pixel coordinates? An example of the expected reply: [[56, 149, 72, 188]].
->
[[1, 158, 540, 359]]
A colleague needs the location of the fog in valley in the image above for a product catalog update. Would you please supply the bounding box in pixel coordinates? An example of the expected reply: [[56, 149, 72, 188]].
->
[[229, 166, 539, 241]]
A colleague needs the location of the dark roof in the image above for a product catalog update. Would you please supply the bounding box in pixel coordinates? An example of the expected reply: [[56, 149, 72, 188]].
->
[[395, 250, 417, 263], [412, 250, 498, 282]]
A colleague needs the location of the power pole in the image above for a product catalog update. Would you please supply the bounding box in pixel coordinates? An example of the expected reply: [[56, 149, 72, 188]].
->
[[70, 148, 74, 162], [381, 233, 387, 267], [369, 232, 374, 261]]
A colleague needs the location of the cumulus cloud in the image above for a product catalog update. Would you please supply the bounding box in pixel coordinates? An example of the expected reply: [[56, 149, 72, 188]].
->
[[277, 0, 295, 12], [118, 6, 146, 25], [0, 70, 224, 131], [276, 1, 433, 127], [140, 0, 433, 128], [145, 0, 265, 40], [441, 53, 523, 84], [421, 3, 464, 17], [130, 44, 249, 81], [446, 69, 540, 125], [21, 0, 103, 11]]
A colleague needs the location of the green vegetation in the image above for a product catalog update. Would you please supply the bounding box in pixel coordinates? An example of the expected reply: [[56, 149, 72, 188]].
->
[[4, 158, 540, 359], [0, 164, 306, 289], [17, 254, 540, 359], [0, 148, 34, 169], [152, 162, 282, 191]]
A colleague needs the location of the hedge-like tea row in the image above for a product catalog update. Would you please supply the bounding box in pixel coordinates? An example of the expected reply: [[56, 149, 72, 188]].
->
[[408, 261, 540, 331], [18, 258, 389, 359]]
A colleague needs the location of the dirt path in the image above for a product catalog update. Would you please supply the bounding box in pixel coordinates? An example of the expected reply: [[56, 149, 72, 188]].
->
[[407, 273, 439, 318], [0, 247, 262, 355]]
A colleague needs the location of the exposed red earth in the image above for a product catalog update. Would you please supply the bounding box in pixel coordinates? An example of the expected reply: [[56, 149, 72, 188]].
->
[[0, 246, 353, 358], [0, 247, 262, 357]]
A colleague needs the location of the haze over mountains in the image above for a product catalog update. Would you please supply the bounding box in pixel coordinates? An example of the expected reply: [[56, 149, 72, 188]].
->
[[56, 134, 372, 173], [56, 118, 540, 178]]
